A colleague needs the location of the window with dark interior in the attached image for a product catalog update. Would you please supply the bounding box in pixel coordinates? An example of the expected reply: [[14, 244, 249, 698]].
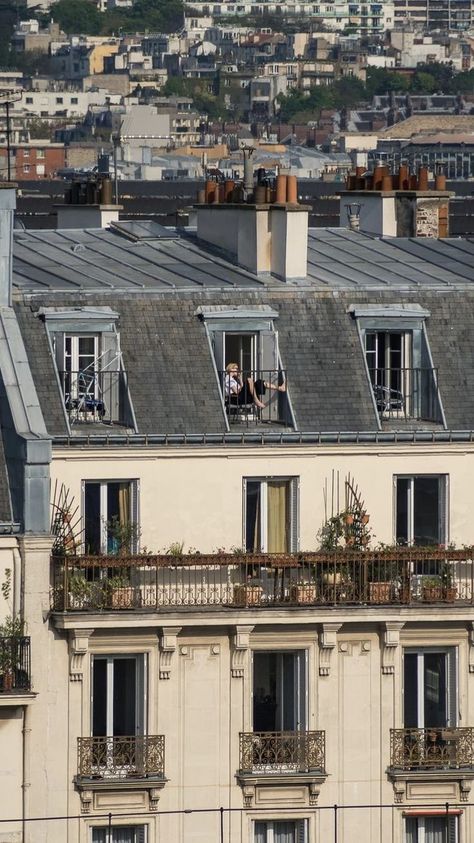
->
[[244, 478, 298, 553]]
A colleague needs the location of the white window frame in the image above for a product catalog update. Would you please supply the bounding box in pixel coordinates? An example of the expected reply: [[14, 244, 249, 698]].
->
[[254, 819, 308, 843], [394, 474, 448, 546], [82, 478, 139, 554], [403, 646, 457, 729], [91, 825, 148, 843], [243, 476, 299, 553], [405, 814, 458, 843], [91, 653, 147, 738]]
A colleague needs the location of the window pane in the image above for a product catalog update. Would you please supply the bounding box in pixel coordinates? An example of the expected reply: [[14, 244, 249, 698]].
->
[[254, 652, 277, 731], [85, 483, 101, 555], [424, 652, 446, 727], [93, 658, 107, 736], [255, 823, 267, 843], [404, 652, 418, 728], [246, 482, 261, 552], [113, 658, 137, 736], [274, 822, 296, 843], [413, 477, 440, 545], [396, 478, 409, 545]]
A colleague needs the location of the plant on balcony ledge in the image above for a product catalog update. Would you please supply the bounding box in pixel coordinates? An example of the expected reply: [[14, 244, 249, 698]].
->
[[0, 616, 26, 691], [105, 572, 135, 609], [106, 516, 141, 557]]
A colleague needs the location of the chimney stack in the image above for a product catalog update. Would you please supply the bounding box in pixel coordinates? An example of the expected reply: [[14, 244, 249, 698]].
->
[[195, 172, 310, 282], [56, 176, 123, 230], [339, 164, 453, 238]]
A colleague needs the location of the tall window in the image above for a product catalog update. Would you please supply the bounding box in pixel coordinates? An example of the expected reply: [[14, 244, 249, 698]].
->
[[405, 815, 457, 843], [92, 655, 145, 739], [253, 651, 306, 732], [395, 475, 447, 546], [83, 480, 138, 555], [92, 827, 146, 843], [245, 478, 298, 553], [404, 648, 457, 729], [255, 820, 308, 843], [366, 330, 412, 415]]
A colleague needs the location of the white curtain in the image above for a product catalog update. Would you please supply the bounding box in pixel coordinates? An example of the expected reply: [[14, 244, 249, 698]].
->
[[254, 822, 296, 843], [425, 817, 449, 843]]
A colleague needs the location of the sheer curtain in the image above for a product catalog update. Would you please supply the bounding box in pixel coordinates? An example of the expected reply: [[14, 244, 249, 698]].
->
[[254, 822, 296, 843], [405, 816, 452, 843], [267, 482, 289, 553]]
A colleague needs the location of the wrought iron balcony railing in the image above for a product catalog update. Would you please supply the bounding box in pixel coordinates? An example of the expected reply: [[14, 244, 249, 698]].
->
[[390, 727, 474, 771], [59, 370, 133, 426], [77, 735, 165, 779], [219, 369, 290, 426], [369, 367, 441, 422], [239, 731, 325, 775], [0, 636, 31, 693], [51, 547, 474, 612]]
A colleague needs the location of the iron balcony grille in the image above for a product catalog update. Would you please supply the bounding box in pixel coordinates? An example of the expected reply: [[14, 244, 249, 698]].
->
[[239, 731, 325, 775], [0, 636, 31, 693], [59, 370, 132, 425], [77, 735, 165, 779], [390, 727, 474, 770], [51, 547, 474, 611], [219, 369, 290, 426], [369, 367, 441, 421]]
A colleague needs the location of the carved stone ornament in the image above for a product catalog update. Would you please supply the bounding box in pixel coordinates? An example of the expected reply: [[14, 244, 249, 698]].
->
[[69, 629, 94, 682], [79, 789, 93, 813], [242, 784, 255, 808], [381, 622, 404, 675], [159, 627, 182, 679], [149, 788, 161, 810], [231, 625, 254, 678], [309, 782, 321, 806], [319, 624, 342, 676], [460, 780, 471, 802], [393, 781, 405, 804]]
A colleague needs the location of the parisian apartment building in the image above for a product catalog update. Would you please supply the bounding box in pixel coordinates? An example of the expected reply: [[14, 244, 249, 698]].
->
[[0, 169, 473, 843]]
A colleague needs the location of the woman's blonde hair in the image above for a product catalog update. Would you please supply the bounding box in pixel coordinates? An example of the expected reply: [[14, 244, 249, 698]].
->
[[225, 362, 240, 374]]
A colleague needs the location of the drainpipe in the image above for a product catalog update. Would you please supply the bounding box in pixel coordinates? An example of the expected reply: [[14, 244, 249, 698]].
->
[[22, 705, 31, 843]]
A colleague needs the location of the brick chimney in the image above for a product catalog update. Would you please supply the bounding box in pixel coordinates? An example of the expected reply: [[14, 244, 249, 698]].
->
[[195, 173, 309, 282], [339, 164, 453, 238]]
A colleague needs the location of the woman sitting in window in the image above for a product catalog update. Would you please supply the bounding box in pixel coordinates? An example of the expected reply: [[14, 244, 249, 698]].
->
[[224, 363, 286, 410]]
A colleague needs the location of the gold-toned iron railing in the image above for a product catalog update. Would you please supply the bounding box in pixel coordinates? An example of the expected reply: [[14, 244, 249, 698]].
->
[[239, 731, 325, 774], [390, 727, 474, 770], [77, 735, 165, 779], [51, 548, 474, 611]]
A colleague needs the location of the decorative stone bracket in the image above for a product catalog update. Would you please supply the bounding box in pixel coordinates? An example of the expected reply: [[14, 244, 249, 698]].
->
[[318, 623, 342, 676], [69, 629, 94, 682], [158, 627, 181, 679], [231, 625, 254, 678], [381, 622, 404, 675]]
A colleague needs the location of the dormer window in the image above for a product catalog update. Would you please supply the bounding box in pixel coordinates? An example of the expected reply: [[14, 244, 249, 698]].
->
[[350, 304, 445, 426], [39, 307, 136, 430], [197, 306, 294, 428]]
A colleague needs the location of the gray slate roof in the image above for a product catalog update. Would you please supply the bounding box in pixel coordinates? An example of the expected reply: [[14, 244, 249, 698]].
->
[[12, 225, 474, 437]]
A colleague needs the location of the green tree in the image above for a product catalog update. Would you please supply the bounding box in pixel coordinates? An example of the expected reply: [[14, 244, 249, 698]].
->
[[365, 67, 409, 97], [330, 76, 366, 108], [451, 69, 474, 94], [411, 71, 437, 93], [50, 0, 102, 34]]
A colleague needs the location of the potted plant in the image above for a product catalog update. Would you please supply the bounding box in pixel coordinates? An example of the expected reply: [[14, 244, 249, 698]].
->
[[422, 575, 444, 602], [289, 579, 317, 604], [367, 556, 397, 604], [233, 574, 263, 606], [106, 572, 135, 609], [0, 616, 25, 691], [442, 561, 457, 602], [68, 572, 97, 610], [106, 516, 140, 556]]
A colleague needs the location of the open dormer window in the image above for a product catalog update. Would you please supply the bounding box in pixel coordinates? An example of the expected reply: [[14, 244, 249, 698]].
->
[[197, 306, 294, 428], [39, 307, 136, 429], [350, 304, 444, 426]]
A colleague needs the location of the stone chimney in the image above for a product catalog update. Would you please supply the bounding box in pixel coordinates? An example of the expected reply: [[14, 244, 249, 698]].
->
[[195, 174, 309, 282], [339, 164, 453, 238], [0, 184, 16, 307], [55, 176, 122, 230]]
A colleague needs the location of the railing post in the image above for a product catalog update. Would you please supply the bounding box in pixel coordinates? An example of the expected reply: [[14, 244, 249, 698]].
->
[[334, 803, 338, 843], [63, 556, 68, 611]]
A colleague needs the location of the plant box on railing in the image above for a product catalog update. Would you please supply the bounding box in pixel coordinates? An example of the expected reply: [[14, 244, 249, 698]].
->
[[289, 584, 317, 604], [233, 584, 263, 606], [368, 582, 393, 603]]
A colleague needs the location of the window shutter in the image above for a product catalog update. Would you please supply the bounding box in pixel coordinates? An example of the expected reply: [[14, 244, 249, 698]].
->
[[447, 816, 458, 843], [439, 475, 448, 545], [135, 825, 147, 843], [289, 478, 299, 553], [242, 477, 248, 551], [447, 648, 457, 727], [131, 480, 139, 553], [212, 331, 225, 375]]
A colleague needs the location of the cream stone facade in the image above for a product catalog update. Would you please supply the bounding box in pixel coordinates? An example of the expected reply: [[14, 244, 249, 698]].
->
[[2, 172, 474, 843]]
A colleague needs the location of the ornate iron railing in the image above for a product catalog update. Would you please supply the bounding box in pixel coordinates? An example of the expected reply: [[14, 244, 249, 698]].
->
[[0, 636, 31, 693], [390, 727, 474, 770], [239, 731, 325, 774], [218, 368, 289, 426], [51, 547, 474, 611], [77, 735, 165, 779], [58, 370, 133, 426], [369, 367, 441, 422]]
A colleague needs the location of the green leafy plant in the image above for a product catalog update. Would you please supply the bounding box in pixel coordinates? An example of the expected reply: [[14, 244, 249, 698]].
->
[[106, 516, 140, 556]]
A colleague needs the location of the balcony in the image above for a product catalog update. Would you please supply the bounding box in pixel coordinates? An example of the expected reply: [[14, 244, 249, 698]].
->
[[369, 367, 441, 423], [219, 369, 290, 427], [0, 636, 31, 693], [239, 731, 325, 775], [59, 370, 134, 426], [77, 735, 165, 780], [51, 547, 474, 613], [390, 727, 474, 771]]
